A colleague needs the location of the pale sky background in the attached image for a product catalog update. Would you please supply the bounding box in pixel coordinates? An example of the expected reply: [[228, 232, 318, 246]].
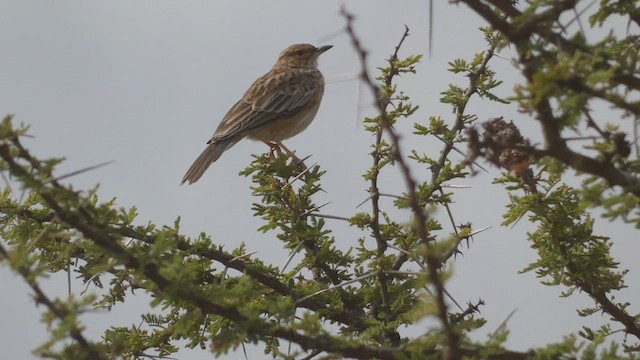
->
[[1, 1, 638, 359]]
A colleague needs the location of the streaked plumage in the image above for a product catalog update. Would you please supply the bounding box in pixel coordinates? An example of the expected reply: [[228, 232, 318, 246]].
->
[[181, 43, 332, 185]]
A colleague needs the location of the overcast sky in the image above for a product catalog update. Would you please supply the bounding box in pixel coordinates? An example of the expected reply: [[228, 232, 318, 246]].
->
[[1, 1, 637, 359]]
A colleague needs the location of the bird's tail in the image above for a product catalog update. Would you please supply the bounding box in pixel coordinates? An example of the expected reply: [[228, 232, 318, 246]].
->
[[181, 138, 239, 185]]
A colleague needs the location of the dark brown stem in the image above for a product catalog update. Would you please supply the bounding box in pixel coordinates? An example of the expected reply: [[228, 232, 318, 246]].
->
[[341, 7, 460, 359]]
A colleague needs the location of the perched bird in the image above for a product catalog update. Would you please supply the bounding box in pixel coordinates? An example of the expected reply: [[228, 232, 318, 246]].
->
[[181, 43, 332, 185]]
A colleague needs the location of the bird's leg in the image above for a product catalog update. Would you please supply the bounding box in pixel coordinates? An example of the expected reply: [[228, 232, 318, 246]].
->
[[263, 141, 306, 168], [264, 141, 282, 157]]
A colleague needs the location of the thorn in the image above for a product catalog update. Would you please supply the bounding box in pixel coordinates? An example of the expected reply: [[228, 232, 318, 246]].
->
[[281, 241, 307, 274], [43, 160, 114, 184], [301, 201, 331, 217], [282, 162, 316, 189], [221, 252, 257, 285]]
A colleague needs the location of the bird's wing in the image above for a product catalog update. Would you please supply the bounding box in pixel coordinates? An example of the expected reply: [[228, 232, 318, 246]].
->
[[210, 69, 319, 142]]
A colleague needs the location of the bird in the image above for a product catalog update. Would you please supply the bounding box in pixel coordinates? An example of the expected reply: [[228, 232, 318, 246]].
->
[[181, 43, 333, 185]]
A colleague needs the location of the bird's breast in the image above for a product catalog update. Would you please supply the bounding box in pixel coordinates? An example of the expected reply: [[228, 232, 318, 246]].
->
[[246, 101, 321, 142]]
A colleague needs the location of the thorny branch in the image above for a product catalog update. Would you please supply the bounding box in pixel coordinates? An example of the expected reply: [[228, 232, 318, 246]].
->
[[0, 145, 370, 334], [358, 19, 411, 346], [340, 6, 461, 359], [457, 0, 640, 197], [0, 131, 542, 359], [10, 2, 635, 356], [456, 0, 640, 342], [0, 137, 375, 356]]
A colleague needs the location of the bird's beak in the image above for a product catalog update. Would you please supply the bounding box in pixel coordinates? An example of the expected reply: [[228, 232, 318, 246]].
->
[[316, 45, 333, 55]]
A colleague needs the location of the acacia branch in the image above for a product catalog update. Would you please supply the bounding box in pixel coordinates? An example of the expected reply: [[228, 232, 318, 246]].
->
[[456, 0, 640, 197], [341, 7, 460, 359], [456, 0, 640, 340], [458, 0, 640, 94], [0, 137, 370, 331], [0, 243, 107, 360], [0, 137, 384, 358], [558, 244, 640, 339]]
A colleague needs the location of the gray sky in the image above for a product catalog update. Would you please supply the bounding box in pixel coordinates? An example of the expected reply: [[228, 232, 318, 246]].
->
[[1, 1, 637, 359]]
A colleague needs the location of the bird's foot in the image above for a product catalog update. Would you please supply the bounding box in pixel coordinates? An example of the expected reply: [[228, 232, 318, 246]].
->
[[263, 141, 307, 169], [266, 141, 283, 157]]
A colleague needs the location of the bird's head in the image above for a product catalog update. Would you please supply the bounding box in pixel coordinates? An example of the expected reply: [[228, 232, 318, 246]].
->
[[276, 43, 332, 68]]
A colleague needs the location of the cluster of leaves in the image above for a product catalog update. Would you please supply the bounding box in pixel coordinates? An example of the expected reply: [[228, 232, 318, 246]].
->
[[458, 0, 640, 354], [1, 1, 639, 359]]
